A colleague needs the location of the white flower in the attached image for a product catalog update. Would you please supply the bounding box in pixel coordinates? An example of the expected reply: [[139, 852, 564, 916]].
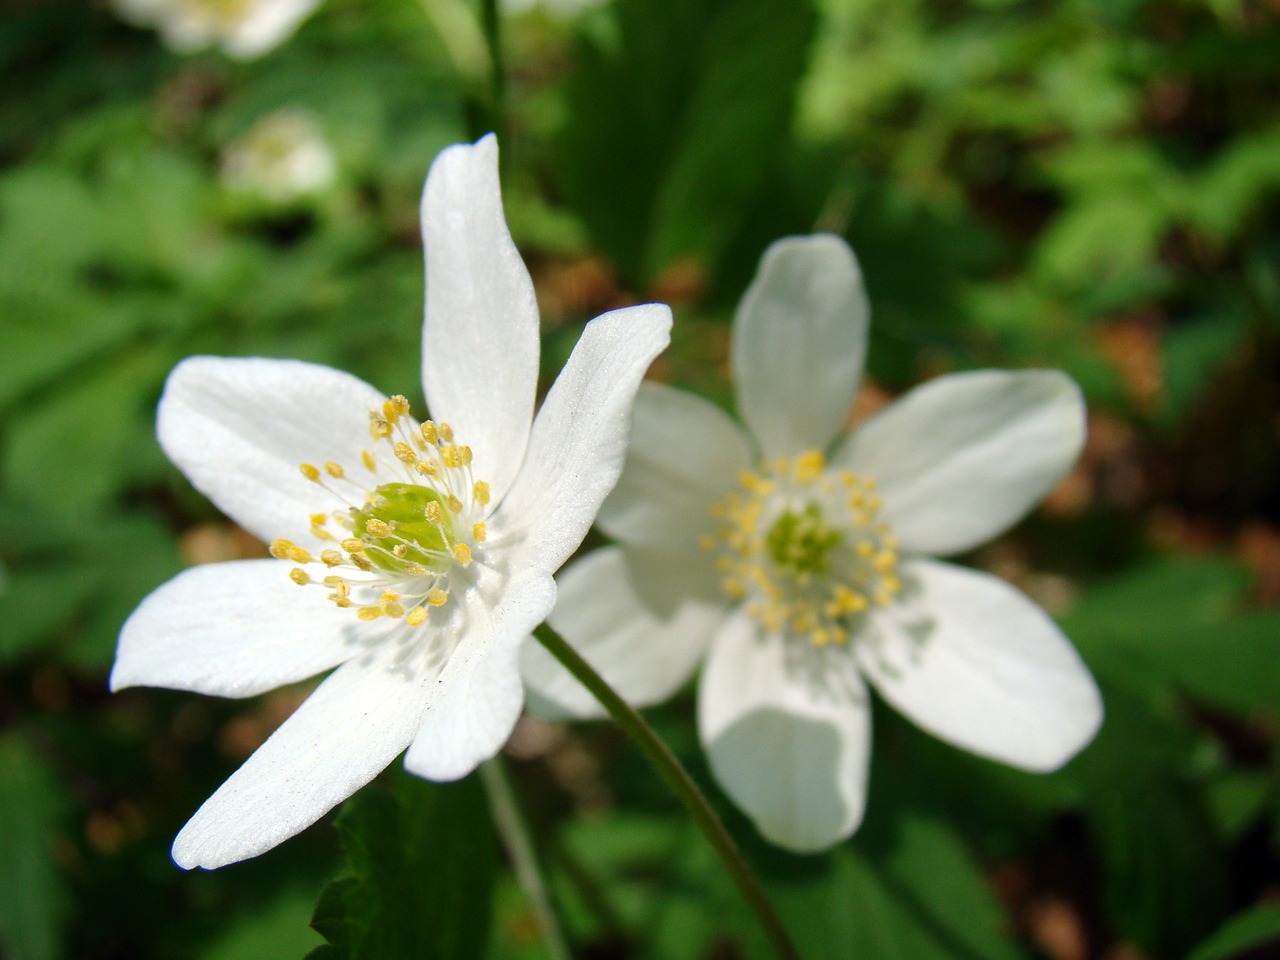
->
[[522, 234, 1102, 852], [113, 0, 321, 59], [111, 135, 671, 869], [220, 110, 337, 204]]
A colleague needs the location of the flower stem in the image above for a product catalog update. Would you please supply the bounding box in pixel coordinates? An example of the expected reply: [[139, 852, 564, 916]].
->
[[480, 756, 571, 960], [534, 625, 801, 960]]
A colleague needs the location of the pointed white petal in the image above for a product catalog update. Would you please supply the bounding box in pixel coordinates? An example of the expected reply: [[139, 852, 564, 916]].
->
[[698, 613, 871, 852], [836, 369, 1085, 556], [497, 303, 672, 574], [597, 382, 752, 552], [403, 570, 556, 781], [732, 235, 869, 459], [111, 560, 367, 698], [860, 559, 1102, 771], [421, 135, 539, 504], [523, 546, 727, 719], [171, 641, 428, 869], [157, 356, 387, 546]]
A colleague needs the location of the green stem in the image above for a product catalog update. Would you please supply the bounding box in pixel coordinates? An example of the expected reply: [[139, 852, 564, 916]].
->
[[534, 625, 801, 960], [480, 757, 572, 960], [479, 0, 505, 143]]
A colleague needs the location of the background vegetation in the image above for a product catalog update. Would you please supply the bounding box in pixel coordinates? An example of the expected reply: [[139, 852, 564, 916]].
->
[[1, 0, 1279, 957]]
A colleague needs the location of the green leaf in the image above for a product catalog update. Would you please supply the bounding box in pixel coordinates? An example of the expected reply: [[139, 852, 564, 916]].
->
[[201, 886, 324, 960], [760, 814, 1022, 960], [0, 734, 68, 960], [559, 0, 816, 284], [309, 772, 497, 960], [1188, 906, 1280, 960]]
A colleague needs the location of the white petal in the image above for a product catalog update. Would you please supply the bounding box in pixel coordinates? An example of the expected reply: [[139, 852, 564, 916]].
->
[[111, 560, 367, 698], [223, 0, 320, 57], [172, 641, 429, 869], [497, 303, 672, 574], [421, 135, 539, 504], [157, 356, 387, 546], [597, 382, 752, 552], [836, 369, 1086, 556], [859, 559, 1102, 772], [698, 613, 871, 852], [732, 235, 869, 459], [403, 570, 556, 781], [523, 546, 727, 719]]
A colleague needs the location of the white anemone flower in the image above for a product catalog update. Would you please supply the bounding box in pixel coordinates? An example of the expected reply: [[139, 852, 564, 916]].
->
[[111, 135, 671, 870], [113, 0, 321, 59], [522, 234, 1102, 852], [220, 110, 337, 204]]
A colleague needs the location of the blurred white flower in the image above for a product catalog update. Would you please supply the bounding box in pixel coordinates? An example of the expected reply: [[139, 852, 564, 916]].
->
[[219, 110, 337, 205], [503, 0, 607, 17], [113, 0, 321, 59], [523, 234, 1102, 852], [111, 135, 671, 869]]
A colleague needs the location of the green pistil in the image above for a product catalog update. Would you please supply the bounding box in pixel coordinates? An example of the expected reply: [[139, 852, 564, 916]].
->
[[765, 503, 842, 576], [352, 482, 453, 572]]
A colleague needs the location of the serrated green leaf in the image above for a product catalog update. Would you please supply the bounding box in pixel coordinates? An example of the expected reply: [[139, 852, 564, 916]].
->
[[309, 773, 497, 960]]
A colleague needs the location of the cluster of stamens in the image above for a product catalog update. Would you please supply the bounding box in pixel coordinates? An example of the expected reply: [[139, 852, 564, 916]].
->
[[703, 450, 900, 647], [273, 395, 491, 627]]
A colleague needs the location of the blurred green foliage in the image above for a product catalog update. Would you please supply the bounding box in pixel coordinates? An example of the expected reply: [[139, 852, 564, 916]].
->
[[1, 0, 1278, 957]]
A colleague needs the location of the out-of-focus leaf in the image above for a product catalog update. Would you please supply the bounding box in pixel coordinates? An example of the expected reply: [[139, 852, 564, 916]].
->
[[0, 734, 68, 960], [1187, 906, 1280, 960], [1159, 310, 1250, 430], [308, 772, 497, 960], [201, 886, 323, 960], [1063, 556, 1280, 714], [759, 813, 1022, 960], [1077, 684, 1223, 955], [560, 0, 816, 284]]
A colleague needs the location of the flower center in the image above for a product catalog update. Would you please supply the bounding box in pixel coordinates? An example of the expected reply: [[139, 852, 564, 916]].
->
[[272, 395, 492, 627], [183, 0, 254, 28], [705, 450, 900, 647]]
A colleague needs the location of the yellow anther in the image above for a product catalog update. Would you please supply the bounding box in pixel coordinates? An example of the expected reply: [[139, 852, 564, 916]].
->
[[289, 568, 310, 585], [394, 442, 417, 464], [427, 589, 448, 606], [299, 464, 320, 482], [856, 540, 874, 557], [393, 544, 409, 558], [382, 399, 402, 423], [453, 543, 472, 565], [269, 538, 293, 560], [424, 501, 443, 524], [391, 395, 411, 417], [324, 461, 344, 479], [365, 518, 392, 538], [332, 597, 353, 608], [286, 546, 312, 564], [357, 607, 382, 621], [438, 422, 454, 442], [414, 461, 438, 476], [794, 450, 825, 483], [406, 606, 428, 626], [403, 562, 427, 576], [329, 579, 350, 597], [361, 449, 376, 473], [310, 513, 328, 526], [873, 550, 896, 571], [420, 421, 439, 444], [473, 481, 490, 506], [380, 590, 400, 602], [351, 554, 374, 572], [447, 495, 463, 514], [458, 445, 472, 465], [321, 549, 343, 567], [472, 521, 487, 543], [441, 445, 464, 468], [341, 537, 365, 553]]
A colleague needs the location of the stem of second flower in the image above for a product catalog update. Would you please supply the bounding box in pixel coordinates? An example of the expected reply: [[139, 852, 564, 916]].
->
[[533, 624, 802, 960]]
